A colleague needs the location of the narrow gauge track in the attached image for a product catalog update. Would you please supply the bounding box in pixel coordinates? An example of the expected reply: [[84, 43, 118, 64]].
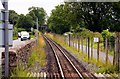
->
[[43, 35, 97, 79]]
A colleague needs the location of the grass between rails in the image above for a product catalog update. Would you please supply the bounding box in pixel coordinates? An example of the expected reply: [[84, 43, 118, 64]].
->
[[11, 34, 46, 77], [46, 33, 118, 74]]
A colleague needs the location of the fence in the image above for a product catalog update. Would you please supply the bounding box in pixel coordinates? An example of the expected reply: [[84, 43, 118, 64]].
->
[[64, 33, 119, 70], [51, 32, 119, 72]]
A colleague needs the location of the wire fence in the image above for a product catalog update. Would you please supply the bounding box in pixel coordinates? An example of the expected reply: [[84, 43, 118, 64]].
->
[[52, 33, 120, 72]]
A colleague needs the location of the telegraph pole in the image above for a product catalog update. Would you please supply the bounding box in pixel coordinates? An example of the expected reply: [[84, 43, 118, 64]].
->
[[1, 0, 9, 77]]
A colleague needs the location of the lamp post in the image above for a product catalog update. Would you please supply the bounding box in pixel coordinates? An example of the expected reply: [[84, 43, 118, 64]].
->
[[1, 0, 9, 77]]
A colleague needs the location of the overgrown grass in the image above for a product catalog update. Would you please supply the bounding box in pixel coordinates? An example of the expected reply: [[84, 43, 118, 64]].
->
[[13, 36, 18, 40], [28, 34, 46, 67], [46, 33, 118, 74], [11, 64, 29, 77], [30, 35, 35, 38], [11, 33, 46, 77], [96, 66, 119, 74]]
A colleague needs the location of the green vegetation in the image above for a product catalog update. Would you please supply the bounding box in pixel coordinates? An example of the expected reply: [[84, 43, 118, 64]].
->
[[48, 2, 120, 34], [46, 33, 113, 71], [47, 4, 70, 34], [30, 35, 35, 38], [10, 7, 47, 30], [11, 34, 46, 77], [28, 7, 47, 28], [9, 6, 47, 40], [16, 14, 34, 31], [65, 30, 115, 55], [46, 33, 119, 75], [96, 66, 119, 74], [8, 1, 120, 77], [11, 64, 29, 77], [28, 34, 46, 67], [13, 27, 35, 40]]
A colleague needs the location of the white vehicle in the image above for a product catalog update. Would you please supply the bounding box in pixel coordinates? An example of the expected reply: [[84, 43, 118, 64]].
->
[[20, 31, 30, 41]]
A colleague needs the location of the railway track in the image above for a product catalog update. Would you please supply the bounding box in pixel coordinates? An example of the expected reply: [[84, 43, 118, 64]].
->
[[43, 34, 97, 79]]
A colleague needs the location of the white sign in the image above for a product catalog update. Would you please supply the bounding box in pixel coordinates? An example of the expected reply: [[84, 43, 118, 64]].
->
[[94, 38, 99, 42], [0, 23, 13, 47]]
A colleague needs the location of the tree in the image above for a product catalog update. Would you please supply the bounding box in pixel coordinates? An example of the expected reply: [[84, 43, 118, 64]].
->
[[67, 2, 116, 32], [28, 6, 47, 28], [9, 10, 19, 25], [16, 14, 34, 31], [110, 2, 120, 32], [47, 4, 71, 34]]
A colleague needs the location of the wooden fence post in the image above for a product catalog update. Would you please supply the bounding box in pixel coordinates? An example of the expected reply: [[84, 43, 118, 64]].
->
[[97, 38, 100, 62], [91, 37, 93, 60], [113, 37, 116, 65], [114, 32, 119, 71], [105, 37, 108, 65], [68, 34, 70, 47], [116, 32, 120, 71], [75, 36, 77, 48]]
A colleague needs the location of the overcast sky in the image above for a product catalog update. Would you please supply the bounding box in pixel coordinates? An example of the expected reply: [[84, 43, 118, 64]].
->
[[0, 0, 64, 16]]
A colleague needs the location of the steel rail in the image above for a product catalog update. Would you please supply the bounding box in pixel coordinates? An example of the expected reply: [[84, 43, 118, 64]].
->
[[43, 35, 84, 79], [48, 36, 84, 79], [43, 35, 65, 79]]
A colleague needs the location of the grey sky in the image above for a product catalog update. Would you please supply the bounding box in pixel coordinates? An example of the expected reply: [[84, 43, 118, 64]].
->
[[2, 0, 64, 16]]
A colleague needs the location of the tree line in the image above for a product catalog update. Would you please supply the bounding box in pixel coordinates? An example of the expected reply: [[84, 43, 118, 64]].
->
[[47, 2, 120, 34], [9, 6, 47, 32]]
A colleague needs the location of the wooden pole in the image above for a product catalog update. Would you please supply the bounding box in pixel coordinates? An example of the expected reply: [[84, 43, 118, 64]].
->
[[105, 37, 108, 65], [113, 37, 116, 65], [91, 37, 93, 59], [97, 38, 100, 62], [73, 35, 74, 47], [114, 32, 119, 71], [118, 32, 120, 71], [68, 34, 70, 47]]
